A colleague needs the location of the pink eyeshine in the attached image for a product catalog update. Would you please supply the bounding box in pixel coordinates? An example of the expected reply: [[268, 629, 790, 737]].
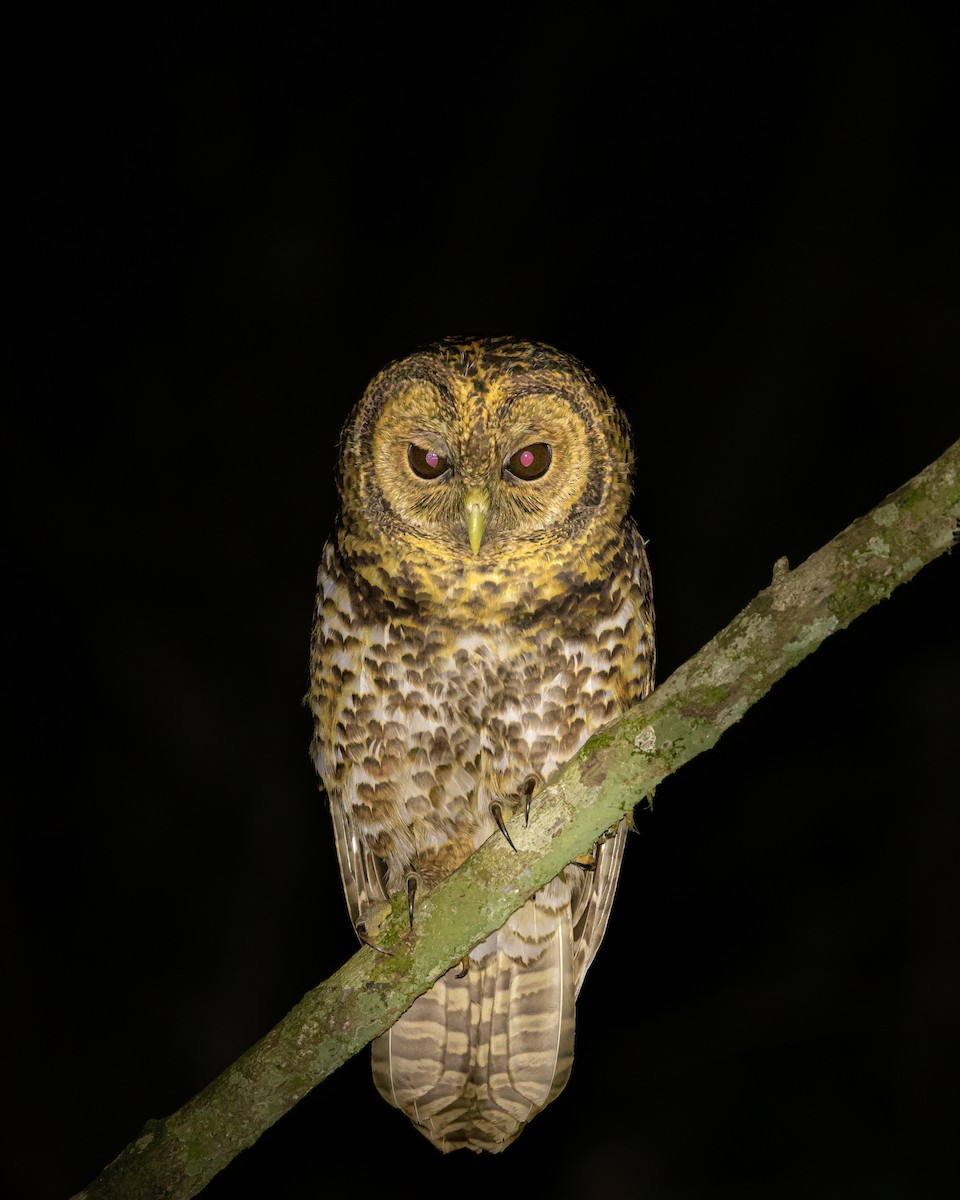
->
[[519, 449, 534, 468], [425, 451, 440, 468]]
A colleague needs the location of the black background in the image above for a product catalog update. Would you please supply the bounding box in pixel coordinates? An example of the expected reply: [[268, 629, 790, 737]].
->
[[6, 8, 958, 1199]]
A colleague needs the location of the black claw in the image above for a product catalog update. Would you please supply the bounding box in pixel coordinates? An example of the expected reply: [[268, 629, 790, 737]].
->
[[355, 922, 393, 955], [456, 955, 470, 979], [407, 874, 417, 929], [522, 776, 537, 826], [490, 802, 517, 851]]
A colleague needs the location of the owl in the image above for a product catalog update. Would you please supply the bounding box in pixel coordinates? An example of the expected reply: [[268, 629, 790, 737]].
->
[[308, 336, 655, 1152]]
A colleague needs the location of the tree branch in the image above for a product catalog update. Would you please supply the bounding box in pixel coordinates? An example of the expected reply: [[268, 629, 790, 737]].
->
[[75, 439, 959, 1200]]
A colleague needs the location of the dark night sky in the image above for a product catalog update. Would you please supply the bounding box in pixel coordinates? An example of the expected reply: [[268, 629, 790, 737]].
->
[[6, 9, 958, 1199]]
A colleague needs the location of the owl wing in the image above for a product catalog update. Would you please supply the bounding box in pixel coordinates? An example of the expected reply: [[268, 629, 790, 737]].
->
[[328, 788, 390, 933], [570, 817, 628, 993], [570, 523, 655, 990], [310, 542, 392, 933]]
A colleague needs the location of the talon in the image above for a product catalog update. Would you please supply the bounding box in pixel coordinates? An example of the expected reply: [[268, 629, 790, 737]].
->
[[354, 900, 393, 953], [456, 955, 470, 979], [355, 921, 393, 956], [521, 775, 539, 827], [573, 852, 597, 871], [406, 873, 418, 930], [490, 802, 517, 851]]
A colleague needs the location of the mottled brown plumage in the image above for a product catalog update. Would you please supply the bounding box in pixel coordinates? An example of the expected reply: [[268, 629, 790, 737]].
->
[[308, 336, 654, 1152]]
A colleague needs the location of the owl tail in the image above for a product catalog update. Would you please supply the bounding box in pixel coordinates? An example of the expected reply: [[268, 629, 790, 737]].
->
[[371, 877, 577, 1153]]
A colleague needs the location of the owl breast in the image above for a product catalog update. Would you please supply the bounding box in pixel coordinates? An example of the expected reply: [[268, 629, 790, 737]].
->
[[312, 529, 651, 893]]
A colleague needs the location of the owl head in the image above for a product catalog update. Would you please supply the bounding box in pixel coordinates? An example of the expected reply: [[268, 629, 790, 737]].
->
[[336, 336, 634, 565]]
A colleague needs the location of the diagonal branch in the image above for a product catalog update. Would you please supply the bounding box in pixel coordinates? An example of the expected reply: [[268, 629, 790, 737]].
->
[[75, 439, 959, 1200]]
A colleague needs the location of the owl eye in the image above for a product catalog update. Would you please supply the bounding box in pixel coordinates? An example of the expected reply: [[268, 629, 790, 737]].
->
[[408, 443, 451, 480], [505, 443, 552, 481]]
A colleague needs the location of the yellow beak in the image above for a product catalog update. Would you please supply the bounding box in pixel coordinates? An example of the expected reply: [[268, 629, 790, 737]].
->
[[464, 489, 489, 555]]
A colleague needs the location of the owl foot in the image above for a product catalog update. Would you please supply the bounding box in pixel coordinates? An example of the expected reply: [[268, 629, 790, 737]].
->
[[456, 955, 471, 979], [355, 924, 393, 955], [489, 802, 517, 851], [405, 871, 421, 930], [354, 900, 394, 954], [573, 844, 595, 873]]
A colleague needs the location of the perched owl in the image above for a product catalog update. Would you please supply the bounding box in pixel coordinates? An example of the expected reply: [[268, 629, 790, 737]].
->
[[308, 337, 655, 1152]]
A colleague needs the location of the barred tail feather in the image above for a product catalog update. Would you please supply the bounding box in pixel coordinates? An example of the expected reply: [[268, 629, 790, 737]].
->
[[371, 881, 577, 1153]]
